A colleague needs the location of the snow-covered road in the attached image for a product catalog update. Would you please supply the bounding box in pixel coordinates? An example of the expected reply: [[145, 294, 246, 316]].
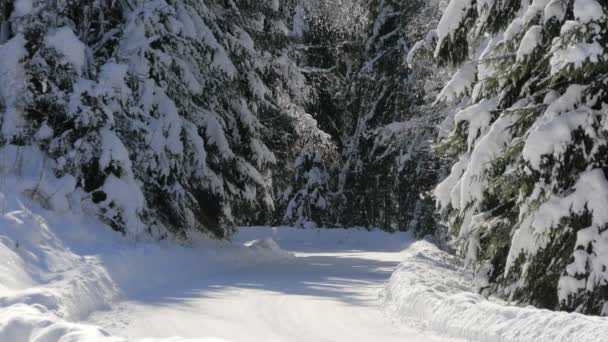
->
[[87, 228, 458, 342], [3, 200, 607, 342], [2, 151, 607, 342]]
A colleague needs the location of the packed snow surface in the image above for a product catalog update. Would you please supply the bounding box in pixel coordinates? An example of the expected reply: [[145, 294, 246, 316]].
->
[[86, 227, 457, 342], [0, 203, 454, 342], [2, 189, 608, 341]]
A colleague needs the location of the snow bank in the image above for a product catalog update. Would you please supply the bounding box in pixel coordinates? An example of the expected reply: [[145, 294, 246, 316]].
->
[[0, 305, 122, 342], [382, 241, 608, 342], [0, 158, 294, 341], [0, 209, 294, 342], [0, 165, 121, 340]]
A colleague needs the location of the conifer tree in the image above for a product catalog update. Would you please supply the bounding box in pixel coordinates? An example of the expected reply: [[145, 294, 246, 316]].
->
[[283, 143, 333, 228], [434, 0, 608, 315], [0, 0, 316, 239]]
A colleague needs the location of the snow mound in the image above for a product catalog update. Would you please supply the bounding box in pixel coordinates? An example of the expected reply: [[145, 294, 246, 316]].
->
[[238, 226, 413, 252], [0, 147, 125, 341], [382, 241, 608, 342], [0, 197, 121, 341], [0, 305, 122, 342], [244, 237, 294, 260]]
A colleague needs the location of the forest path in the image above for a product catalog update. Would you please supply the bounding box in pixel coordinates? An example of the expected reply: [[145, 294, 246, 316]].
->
[[87, 227, 462, 342]]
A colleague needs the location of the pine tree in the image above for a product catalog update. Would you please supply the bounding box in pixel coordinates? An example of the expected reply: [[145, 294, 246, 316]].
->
[[434, 0, 608, 315], [283, 143, 333, 228], [0, 0, 317, 239]]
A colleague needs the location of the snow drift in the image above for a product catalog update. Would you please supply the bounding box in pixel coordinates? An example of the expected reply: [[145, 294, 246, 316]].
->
[[382, 241, 608, 342]]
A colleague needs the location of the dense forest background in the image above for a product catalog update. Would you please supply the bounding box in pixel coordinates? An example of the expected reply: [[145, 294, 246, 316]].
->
[[0, 0, 449, 237]]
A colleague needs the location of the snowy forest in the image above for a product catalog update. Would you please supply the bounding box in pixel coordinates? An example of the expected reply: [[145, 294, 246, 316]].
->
[[0, 0, 607, 341]]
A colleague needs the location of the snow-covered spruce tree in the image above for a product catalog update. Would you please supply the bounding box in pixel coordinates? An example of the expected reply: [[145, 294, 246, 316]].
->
[[0, 0, 149, 234], [194, 0, 317, 229], [0, 0, 314, 239], [434, 0, 608, 315], [282, 143, 334, 228], [277, 45, 338, 228]]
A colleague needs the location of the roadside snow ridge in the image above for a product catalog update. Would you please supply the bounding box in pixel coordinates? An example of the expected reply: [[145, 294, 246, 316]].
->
[[382, 240, 607, 342]]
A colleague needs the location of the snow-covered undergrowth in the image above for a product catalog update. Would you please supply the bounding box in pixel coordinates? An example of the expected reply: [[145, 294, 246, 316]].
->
[[382, 241, 608, 342], [0, 157, 293, 341]]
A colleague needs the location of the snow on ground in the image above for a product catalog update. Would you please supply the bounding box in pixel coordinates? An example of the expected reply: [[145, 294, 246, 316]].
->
[[0, 202, 295, 341], [0, 145, 300, 341], [383, 240, 608, 342], [0, 167, 448, 342], [1, 180, 608, 342], [86, 227, 455, 342]]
